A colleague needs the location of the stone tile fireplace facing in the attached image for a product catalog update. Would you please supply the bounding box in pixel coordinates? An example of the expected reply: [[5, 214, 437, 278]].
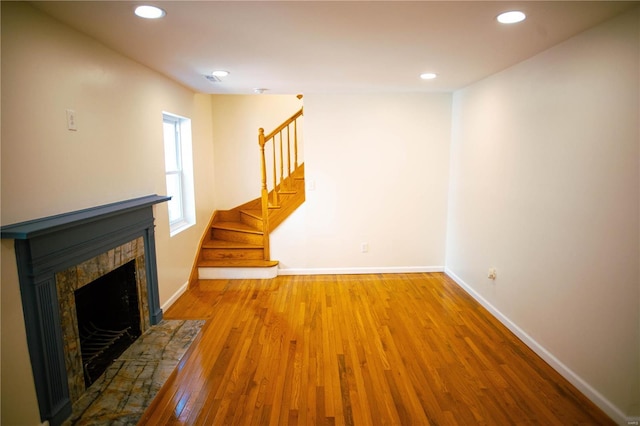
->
[[56, 237, 149, 402], [0, 195, 170, 426]]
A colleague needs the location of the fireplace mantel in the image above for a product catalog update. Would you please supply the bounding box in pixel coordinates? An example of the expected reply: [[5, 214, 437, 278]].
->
[[1, 194, 170, 240], [1, 195, 170, 426]]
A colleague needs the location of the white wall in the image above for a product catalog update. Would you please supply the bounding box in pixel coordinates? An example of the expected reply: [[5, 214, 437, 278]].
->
[[272, 93, 452, 273], [211, 94, 303, 210], [1, 3, 215, 424], [446, 8, 639, 421]]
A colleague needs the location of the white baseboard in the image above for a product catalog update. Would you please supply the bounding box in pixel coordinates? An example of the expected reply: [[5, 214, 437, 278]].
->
[[277, 265, 444, 276], [161, 281, 189, 311], [444, 268, 630, 425], [196, 265, 441, 279]]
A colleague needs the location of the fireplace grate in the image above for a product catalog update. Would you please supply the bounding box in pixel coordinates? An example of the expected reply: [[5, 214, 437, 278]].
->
[[80, 322, 137, 386]]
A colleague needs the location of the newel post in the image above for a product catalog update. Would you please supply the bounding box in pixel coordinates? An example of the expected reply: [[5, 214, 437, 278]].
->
[[258, 128, 271, 260]]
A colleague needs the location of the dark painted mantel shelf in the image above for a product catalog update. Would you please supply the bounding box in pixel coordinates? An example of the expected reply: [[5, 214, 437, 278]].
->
[[1, 194, 170, 426], [1, 194, 170, 239]]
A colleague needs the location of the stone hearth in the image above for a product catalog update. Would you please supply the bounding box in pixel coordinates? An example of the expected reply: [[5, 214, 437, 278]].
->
[[64, 319, 205, 426]]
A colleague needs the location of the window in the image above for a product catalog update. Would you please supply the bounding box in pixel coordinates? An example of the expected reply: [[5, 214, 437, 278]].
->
[[162, 112, 195, 235]]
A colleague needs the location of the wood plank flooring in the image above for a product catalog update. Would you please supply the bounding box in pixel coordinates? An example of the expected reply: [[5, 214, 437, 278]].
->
[[139, 273, 613, 425]]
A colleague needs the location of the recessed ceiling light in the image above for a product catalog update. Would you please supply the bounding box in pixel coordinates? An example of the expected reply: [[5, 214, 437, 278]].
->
[[254, 88, 268, 94], [211, 70, 230, 78], [497, 11, 526, 24], [134, 5, 166, 19], [420, 73, 437, 80]]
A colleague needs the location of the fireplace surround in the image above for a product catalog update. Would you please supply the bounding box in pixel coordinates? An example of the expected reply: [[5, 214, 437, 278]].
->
[[0, 195, 169, 426], [57, 239, 148, 401]]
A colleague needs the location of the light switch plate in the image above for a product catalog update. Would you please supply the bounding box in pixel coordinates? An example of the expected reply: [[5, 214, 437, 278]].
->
[[66, 109, 77, 131]]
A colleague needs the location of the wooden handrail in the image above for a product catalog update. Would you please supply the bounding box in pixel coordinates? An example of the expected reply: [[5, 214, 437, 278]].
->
[[258, 107, 304, 260], [263, 108, 304, 142]]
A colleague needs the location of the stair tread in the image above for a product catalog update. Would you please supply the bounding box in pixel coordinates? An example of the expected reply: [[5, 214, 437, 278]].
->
[[202, 239, 263, 249], [198, 259, 279, 268], [213, 221, 263, 234]]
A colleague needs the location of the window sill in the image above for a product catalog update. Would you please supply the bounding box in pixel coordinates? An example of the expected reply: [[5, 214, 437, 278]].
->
[[169, 220, 194, 237]]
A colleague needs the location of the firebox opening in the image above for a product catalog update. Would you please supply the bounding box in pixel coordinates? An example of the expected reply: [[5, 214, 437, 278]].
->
[[74, 260, 142, 387]]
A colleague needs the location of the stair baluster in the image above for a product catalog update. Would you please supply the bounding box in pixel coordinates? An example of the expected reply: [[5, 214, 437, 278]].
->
[[279, 131, 284, 198]]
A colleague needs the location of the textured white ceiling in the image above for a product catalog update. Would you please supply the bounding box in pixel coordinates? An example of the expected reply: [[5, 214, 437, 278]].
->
[[31, 1, 637, 94]]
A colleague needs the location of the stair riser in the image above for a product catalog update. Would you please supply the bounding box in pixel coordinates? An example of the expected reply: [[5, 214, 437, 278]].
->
[[240, 212, 263, 230], [198, 265, 278, 280], [212, 228, 263, 245], [217, 210, 241, 222], [201, 248, 264, 261]]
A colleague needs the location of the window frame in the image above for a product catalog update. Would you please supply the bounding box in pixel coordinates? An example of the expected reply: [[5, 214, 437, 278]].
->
[[162, 112, 195, 236]]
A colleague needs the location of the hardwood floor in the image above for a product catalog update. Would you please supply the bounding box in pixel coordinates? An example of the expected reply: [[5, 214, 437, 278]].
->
[[139, 273, 613, 425]]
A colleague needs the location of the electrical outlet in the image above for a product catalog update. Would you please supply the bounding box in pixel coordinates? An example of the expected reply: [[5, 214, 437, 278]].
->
[[361, 243, 369, 253], [488, 268, 497, 280]]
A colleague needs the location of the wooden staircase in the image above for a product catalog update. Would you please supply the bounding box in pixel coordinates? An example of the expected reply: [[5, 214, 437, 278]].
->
[[194, 108, 305, 280]]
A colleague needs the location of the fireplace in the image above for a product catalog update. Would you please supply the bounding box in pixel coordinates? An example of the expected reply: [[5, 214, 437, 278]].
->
[[74, 260, 141, 388], [56, 239, 150, 401], [0, 195, 169, 426]]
